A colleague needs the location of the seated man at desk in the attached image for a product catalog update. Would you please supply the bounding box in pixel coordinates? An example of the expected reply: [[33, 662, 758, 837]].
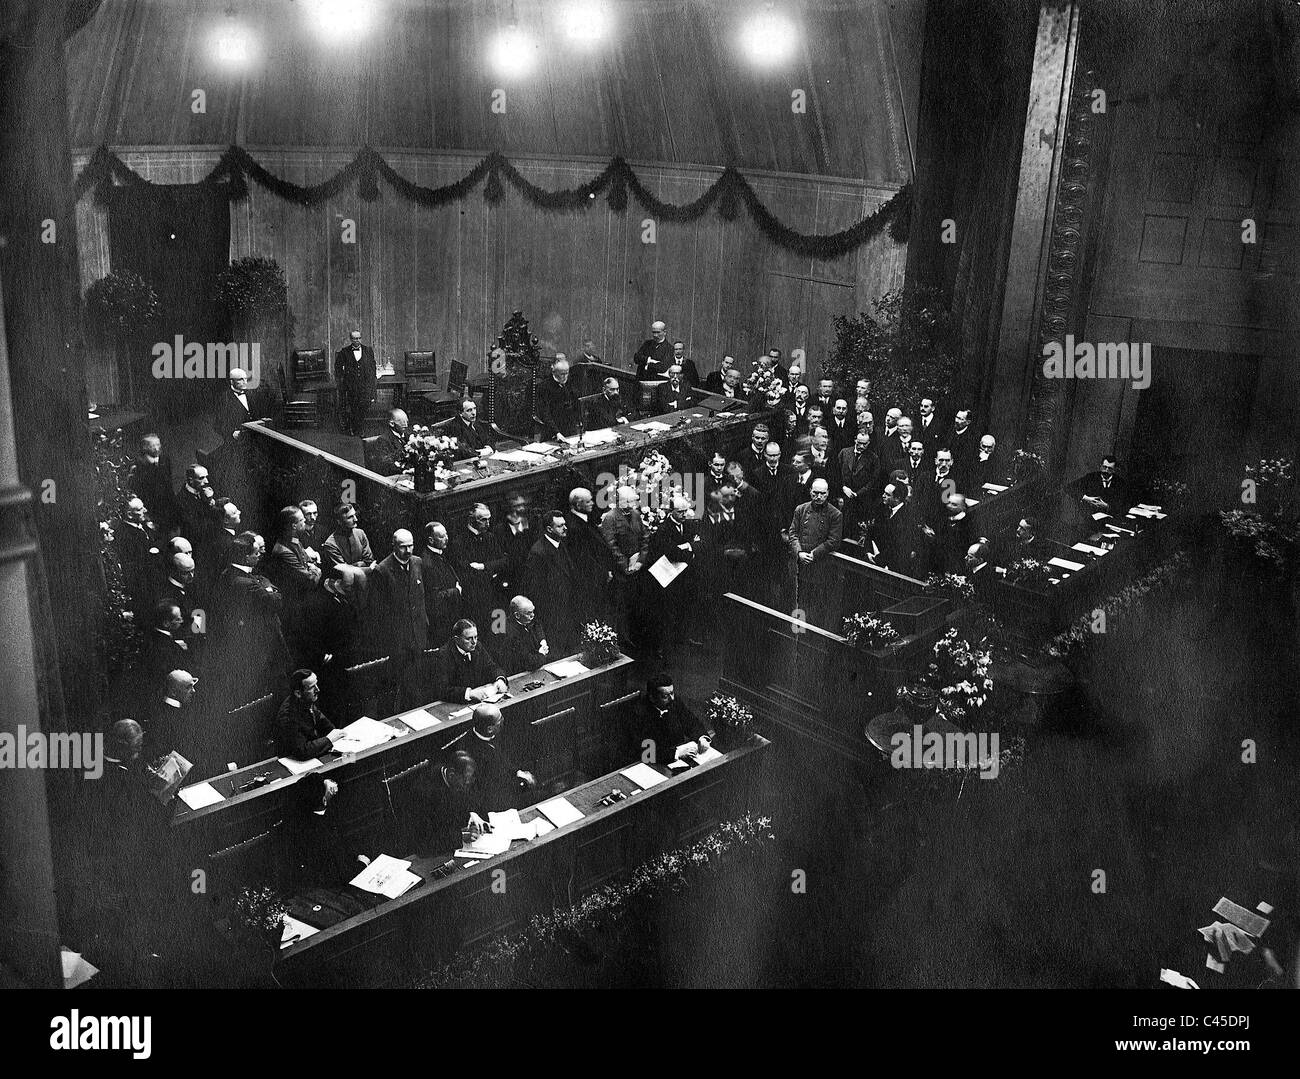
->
[[535, 357, 582, 438], [364, 409, 409, 475], [283, 773, 370, 887], [500, 595, 550, 673], [425, 750, 487, 851], [443, 704, 536, 811], [586, 376, 629, 428], [275, 669, 345, 760], [427, 618, 508, 704], [1068, 453, 1133, 514], [449, 398, 495, 457], [621, 672, 714, 767]]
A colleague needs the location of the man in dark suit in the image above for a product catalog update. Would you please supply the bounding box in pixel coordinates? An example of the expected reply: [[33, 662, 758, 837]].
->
[[1069, 454, 1134, 513], [213, 367, 270, 444], [566, 487, 615, 624], [915, 397, 944, 456], [174, 464, 217, 548], [117, 495, 162, 615], [633, 320, 673, 380], [826, 398, 856, 453], [998, 516, 1051, 567], [450, 398, 495, 457], [788, 479, 843, 568], [737, 423, 772, 484], [426, 619, 507, 705], [945, 408, 979, 485], [922, 494, 974, 576], [143, 670, 199, 765], [211, 532, 290, 695], [521, 509, 579, 653], [127, 433, 179, 535], [451, 504, 509, 631], [441, 705, 535, 811], [668, 342, 701, 388], [535, 357, 582, 438], [371, 528, 429, 710], [969, 435, 1006, 490], [586, 377, 629, 428], [289, 564, 361, 675], [913, 448, 960, 528], [865, 481, 919, 573], [131, 600, 194, 704], [781, 450, 816, 524], [882, 416, 915, 477], [702, 356, 737, 395], [274, 670, 343, 760], [642, 495, 701, 654], [653, 366, 692, 414], [493, 493, 533, 595], [619, 672, 713, 766], [499, 596, 550, 673], [421, 520, 463, 645], [964, 540, 997, 600], [599, 485, 647, 640], [364, 408, 409, 475], [336, 329, 377, 436], [266, 505, 323, 608], [838, 430, 880, 535], [697, 485, 753, 620], [812, 378, 837, 416]]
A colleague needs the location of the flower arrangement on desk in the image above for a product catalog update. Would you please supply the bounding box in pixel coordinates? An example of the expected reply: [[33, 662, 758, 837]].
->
[[706, 694, 754, 735], [841, 611, 901, 650], [741, 364, 778, 401], [923, 628, 992, 723], [634, 450, 685, 537], [1011, 448, 1045, 483], [579, 621, 621, 667], [230, 884, 287, 949], [1148, 476, 1190, 506], [401, 427, 460, 468], [923, 573, 975, 604], [1003, 557, 1055, 591]]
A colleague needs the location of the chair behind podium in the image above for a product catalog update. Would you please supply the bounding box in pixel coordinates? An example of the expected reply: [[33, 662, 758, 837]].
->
[[289, 347, 337, 424]]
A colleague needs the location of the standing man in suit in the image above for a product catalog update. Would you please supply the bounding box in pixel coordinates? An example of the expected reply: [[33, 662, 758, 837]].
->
[[521, 509, 579, 653], [586, 377, 629, 428], [267, 505, 323, 604], [866, 481, 918, 573], [922, 494, 974, 576], [838, 429, 880, 535], [420, 521, 462, 644], [451, 503, 510, 631], [175, 464, 218, 548], [117, 495, 162, 616], [371, 529, 429, 710], [500, 596, 550, 674], [128, 434, 179, 535], [599, 484, 647, 642], [336, 329, 377, 436], [642, 495, 701, 656], [213, 368, 269, 444], [322, 502, 376, 571], [916, 398, 943, 455], [566, 487, 615, 625], [535, 357, 582, 438], [653, 365, 691, 414], [669, 341, 701, 388], [493, 493, 534, 596], [633, 320, 673, 380], [969, 435, 1005, 490], [827, 398, 856, 453], [211, 532, 290, 697], [946, 408, 978, 485], [788, 479, 843, 622]]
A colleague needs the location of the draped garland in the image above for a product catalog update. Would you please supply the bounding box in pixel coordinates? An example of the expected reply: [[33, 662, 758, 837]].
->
[[75, 145, 912, 259]]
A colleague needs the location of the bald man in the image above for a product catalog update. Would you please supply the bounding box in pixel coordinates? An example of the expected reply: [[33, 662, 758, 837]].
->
[[535, 357, 582, 438], [371, 528, 429, 709], [500, 596, 550, 674], [366, 408, 409, 475], [336, 329, 377, 435], [214, 367, 271, 443], [444, 704, 536, 811], [144, 670, 198, 762], [633, 319, 673, 379], [566, 487, 615, 622]]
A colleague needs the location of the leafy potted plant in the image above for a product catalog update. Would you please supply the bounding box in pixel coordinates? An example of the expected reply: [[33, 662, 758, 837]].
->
[[215, 256, 290, 394], [229, 884, 287, 953], [579, 621, 620, 667], [706, 694, 755, 750], [1003, 557, 1056, 593], [84, 270, 160, 403]]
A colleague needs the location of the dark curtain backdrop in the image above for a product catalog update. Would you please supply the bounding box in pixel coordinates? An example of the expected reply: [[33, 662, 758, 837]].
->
[[107, 183, 231, 418]]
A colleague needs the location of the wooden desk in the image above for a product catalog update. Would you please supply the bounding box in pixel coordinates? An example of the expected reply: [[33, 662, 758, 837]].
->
[[171, 655, 635, 862], [241, 402, 764, 552], [274, 736, 769, 987]]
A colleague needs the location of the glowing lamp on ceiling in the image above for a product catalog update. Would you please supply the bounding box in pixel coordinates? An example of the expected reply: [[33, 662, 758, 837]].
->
[[560, 2, 612, 47], [489, 24, 539, 78], [740, 8, 799, 66], [305, 0, 377, 43], [214, 24, 252, 66]]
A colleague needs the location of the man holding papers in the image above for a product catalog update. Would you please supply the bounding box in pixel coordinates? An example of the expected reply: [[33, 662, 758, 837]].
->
[[643, 495, 700, 656], [427, 619, 507, 704], [275, 670, 345, 759]]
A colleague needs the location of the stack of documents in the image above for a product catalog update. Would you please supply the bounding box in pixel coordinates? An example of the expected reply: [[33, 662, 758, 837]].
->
[[350, 854, 421, 898], [542, 658, 589, 679], [571, 429, 619, 446], [397, 707, 442, 732], [536, 797, 584, 828], [486, 809, 551, 842], [332, 716, 399, 754], [621, 762, 667, 789], [177, 781, 224, 810], [982, 483, 1009, 494], [649, 556, 687, 587], [280, 914, 320, 949], [1071, 541, 1109, 557], [1129, 504, 1167, 519], [492, 449, 548, 464], [631, 420, 672, 433], [455, 830, 511, 859], [1047, 556, 1086, 573], [522, 441, 560, 454], [279, 757, 323, 775]]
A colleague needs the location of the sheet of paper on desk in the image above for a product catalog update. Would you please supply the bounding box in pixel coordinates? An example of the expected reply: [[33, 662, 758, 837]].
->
[[621, 762, 667, 789], [449, 705, 473, 718], [983, 483, 1009, 493], [649, 555, 687, 587], [693, 745, 723, 764], [334, 716, 399, 753], [537, 797, 584, 828], [279, 756, 323, 775], [542, 658, 589, 679], [398, 707, 442, 732], [350, 854, 420, 898], [577, 428, 619, 446], [455, 830, 511, 859], [1091, 512, 1111, 521], [280, 914, 320, 948], [61, 948, 99, 990], [522, 442, 559, 454], [632, 421, 672, 433], [1071, 542, 1108, 556], [177, 781, 224, 810], [492, 449, 547, 464], [1048, 556, 1086, 572], [480, 686, 508, 704]]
